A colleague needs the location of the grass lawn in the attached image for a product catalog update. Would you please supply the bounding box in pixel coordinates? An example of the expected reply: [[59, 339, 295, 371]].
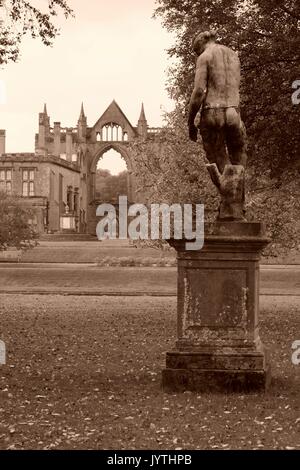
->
[[0, 266, 299, 296], [17, 241, 300, 264], [0, 267, 177, 294], [0, 295, 299, 450], [20, 245, 169, 263]]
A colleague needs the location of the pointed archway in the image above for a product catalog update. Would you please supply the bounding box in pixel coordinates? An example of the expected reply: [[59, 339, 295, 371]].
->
[[86, 142, 136, 234], [95, 148, 128, 203]]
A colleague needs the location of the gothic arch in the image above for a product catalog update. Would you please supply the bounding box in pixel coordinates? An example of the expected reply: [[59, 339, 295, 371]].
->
[[87, 142, 135, 209], [89, 142, 133, 174]]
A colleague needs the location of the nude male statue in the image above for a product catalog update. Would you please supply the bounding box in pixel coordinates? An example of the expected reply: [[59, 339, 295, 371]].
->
[[188, 30, 247, 176]]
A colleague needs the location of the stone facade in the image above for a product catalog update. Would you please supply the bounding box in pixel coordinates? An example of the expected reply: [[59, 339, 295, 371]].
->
[[0, 101, 161, 234]]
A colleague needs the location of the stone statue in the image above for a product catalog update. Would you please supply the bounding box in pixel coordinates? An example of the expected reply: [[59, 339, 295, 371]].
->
[[163, 33, 270, 392], [188, 30, 247, 220]]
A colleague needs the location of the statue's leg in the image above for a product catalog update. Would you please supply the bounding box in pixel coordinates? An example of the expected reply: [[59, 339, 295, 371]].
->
[[225, 110, 247, 167], [200, 109, 228, 175], [224, 111, 247, 215]]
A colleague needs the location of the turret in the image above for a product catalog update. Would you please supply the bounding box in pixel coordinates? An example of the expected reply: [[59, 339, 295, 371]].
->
[[43, 103, 50, 138], [66, 128, 73, 162], [0, 130, 5, 154], [77, 102, 87, 142], [53, 122, 61, 156], [137, 103, 148, 140], [37, 103, 50, 152]]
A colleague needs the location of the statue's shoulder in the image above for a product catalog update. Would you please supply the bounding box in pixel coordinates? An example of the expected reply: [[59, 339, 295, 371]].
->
[[196, 49, 210, 67], [212, 44, 240, 68], [219, 44, 239, 59]]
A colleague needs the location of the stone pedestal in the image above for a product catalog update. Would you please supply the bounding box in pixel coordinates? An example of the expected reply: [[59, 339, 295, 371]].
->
[[60, 214, 76, 232], [162, 222, 271, 393]]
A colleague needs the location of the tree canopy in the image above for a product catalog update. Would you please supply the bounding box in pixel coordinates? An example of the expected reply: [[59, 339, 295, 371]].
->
[[0, 0, 73, 65], [154, 0, 300, 176], [137, 0, 299, 254], [127, 1, 300, 254], [95, 169, 128, 204]]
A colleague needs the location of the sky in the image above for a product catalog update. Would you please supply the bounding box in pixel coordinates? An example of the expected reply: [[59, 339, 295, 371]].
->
[[98, 150, 127, 175], [0, 0, 175, 165]]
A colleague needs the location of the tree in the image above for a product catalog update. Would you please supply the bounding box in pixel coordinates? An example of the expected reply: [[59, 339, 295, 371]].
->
[[95, 169, 129, 203], [130, 106, 218, 210], [151, 0, 300, 254], [0, 0, 73, 65], [154, 0, 300, 176], [0, 191, 38, 250]]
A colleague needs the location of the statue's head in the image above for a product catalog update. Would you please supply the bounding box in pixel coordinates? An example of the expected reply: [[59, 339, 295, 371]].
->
[[192, 30, 216, 55]]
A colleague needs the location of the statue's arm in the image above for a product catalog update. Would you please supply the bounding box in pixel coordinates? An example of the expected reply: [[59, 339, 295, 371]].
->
[[188, 54, 208, 142]]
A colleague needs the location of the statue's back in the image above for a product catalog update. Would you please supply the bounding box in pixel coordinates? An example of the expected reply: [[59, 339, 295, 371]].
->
[[204, 44, 240, 108]]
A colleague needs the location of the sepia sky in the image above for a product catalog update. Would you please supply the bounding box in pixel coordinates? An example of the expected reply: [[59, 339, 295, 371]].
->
[[0, 0, 175, 157]]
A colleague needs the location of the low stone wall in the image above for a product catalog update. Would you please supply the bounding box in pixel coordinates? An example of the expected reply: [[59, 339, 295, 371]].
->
[[0, 249, 22, 262]]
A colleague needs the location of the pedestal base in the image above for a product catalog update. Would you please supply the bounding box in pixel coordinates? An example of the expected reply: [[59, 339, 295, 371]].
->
[[162, 366, 271, 393], [162, 222, 271, 393], [162, 351, 271, 393]]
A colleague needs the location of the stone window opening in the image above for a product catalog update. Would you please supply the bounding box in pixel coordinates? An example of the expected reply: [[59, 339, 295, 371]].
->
[[0, 168, 12, 194], [96, 132, 101, 142], [101, 123, 124, 142], [22, 169, 35, 197]]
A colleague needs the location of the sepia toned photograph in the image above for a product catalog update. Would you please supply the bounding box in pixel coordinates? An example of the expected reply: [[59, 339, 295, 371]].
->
[[0, 0, 299, 457]]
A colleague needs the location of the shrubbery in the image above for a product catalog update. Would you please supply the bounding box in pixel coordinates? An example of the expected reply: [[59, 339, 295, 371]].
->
[[96, 256, 176, 267], [0, 192, 38, 251]]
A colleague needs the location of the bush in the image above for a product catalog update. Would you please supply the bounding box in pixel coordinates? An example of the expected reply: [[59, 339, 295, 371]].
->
[[0, 192, 38, 251], [96, 256, 176, 267]]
